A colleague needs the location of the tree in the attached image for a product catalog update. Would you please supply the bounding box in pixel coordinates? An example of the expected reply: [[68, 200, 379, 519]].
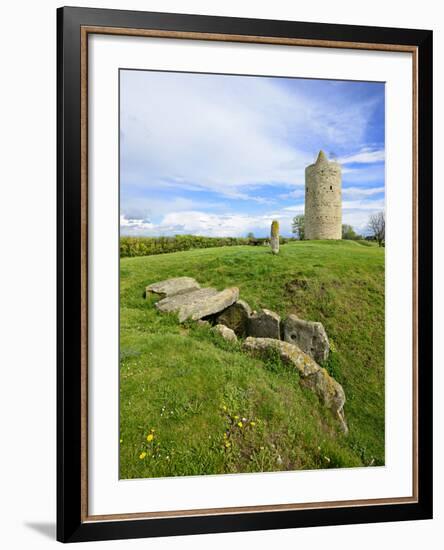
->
[[367, 211, 385, 247], [342, 224, 359, 240], [292, 214, 305, 240], [246, 232, 255, 241]]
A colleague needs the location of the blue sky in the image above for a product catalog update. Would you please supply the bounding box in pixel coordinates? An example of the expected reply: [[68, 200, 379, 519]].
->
[[120, 69, 385, 237]]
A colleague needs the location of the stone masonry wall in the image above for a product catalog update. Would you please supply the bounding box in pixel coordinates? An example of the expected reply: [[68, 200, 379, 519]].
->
[[305, 150, 342, 240]]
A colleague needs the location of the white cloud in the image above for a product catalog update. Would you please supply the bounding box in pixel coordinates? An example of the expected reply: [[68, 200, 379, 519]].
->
[[121, 210, 295, 238], [339, 148, 385, 164], [342, 163, 385, 184], [120, 215, 155, 233], [342, 186, 385, 199], [342, 198, 385, 211], [279, 189, 305, 200]]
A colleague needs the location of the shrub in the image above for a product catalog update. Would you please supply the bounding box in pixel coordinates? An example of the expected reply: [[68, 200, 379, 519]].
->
[[121, 235, 255, 257]]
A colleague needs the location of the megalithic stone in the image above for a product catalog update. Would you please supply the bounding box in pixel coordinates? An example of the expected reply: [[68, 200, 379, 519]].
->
[[270, 220, 279, 255]]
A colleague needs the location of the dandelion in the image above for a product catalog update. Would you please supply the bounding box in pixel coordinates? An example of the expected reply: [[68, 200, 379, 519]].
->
[[250, 421, 256, 427], [222, 405, 227, 411], [225, 441, 231, 448], [234, 415, 239, 420], [223, 433, 228, 439], [237, 421, 243, 428], [139, 451, 147, 460], [147, 433, 154, 442]]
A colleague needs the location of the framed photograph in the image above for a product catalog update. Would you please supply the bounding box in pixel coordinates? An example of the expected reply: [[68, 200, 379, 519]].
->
[[57, 6, 433, 543]]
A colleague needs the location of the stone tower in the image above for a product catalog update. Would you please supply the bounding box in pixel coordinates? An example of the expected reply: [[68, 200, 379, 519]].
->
[[304, 150, 342, 240]]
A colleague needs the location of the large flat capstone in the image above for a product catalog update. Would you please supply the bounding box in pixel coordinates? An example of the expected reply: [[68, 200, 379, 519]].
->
[[243, 337, 347, 433], [282, 314, 330, 364], [146, 277, 200, 298], [156, 287, 239, 322]]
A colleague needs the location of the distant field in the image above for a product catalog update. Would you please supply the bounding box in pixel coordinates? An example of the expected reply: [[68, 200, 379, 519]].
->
[[119, 240, 385, 479]]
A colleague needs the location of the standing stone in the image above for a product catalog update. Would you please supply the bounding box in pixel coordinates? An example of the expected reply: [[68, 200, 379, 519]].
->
[[211, 324, 238, 343], [146, 277, 200, 298], [248, 309, 280, 339], [270, 220, 280, 255], [216, 300, 252, 337], [282, 314, 330, 363]]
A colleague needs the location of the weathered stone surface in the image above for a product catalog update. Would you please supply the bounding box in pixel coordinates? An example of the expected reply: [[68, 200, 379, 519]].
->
[[211, 324, 238, 342], [270, 220, 280, 255], [305, 150, 342, 240], [243, 337, 318, 377], [156, 288, 218, 315], [156, 287, 239, 322], [243, 337, 347, 433], [180, 287, 239, 322], [216, 299, 252, 337], [146, 277, 200, 298], [282, 315, 330, 363], [248, 309, 280, 339], [301, 369, 347, 433]]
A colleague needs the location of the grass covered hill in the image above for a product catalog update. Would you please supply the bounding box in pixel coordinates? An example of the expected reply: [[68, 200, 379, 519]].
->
[[120, 240, 384, 479]]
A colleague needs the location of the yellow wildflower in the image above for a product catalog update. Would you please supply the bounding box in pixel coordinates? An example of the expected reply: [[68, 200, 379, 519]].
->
[[223, 433, 227, 439], [150, 428, 155, 433], [234, 415, 239, 420], [237, 422, 243, 428], [222, 405, 227, 411], [147, 433, 154, 442], [250, 421, 256, 427], [139, 451, 147, 459], [225, 441, 231, 448]]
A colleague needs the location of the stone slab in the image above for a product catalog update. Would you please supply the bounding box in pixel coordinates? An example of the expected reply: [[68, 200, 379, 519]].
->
[[146, 277, 200, 298], [282, 314, 329, 363], [248, 308, 281, 339], [156, 287, 239, 323]]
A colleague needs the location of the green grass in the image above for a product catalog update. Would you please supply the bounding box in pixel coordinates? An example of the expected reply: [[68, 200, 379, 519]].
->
[[119, 240, 385, 478]]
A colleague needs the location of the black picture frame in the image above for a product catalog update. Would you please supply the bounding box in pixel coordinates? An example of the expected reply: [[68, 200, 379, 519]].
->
[[57, 6, 433, 543]]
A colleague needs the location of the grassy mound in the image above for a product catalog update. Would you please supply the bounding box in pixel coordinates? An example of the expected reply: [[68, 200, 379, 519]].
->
[[119, 240, 384, 479]]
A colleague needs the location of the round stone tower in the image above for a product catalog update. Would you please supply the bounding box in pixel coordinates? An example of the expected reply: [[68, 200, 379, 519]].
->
[[304, 150, 342, 240]]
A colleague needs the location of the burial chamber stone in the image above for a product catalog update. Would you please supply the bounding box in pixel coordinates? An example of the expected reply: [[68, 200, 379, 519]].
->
[[216, 299, 252, 337], [146, 277, 200, 298], [156, 287, 239, 323], [242, 337, 347, 433], [211, 324, 238, 343], [248, 309, 281, 339], [282, 314, 330, 364]]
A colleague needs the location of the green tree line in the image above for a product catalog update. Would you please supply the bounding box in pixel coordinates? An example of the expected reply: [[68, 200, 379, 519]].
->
[[120, 235, 294, 257]]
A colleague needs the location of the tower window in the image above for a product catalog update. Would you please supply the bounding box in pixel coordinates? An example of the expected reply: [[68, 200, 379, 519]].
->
[[330, 185, 332, 190]]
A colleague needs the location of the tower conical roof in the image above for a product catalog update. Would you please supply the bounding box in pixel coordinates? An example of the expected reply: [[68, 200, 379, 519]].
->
[[315, 150, 328, 164]]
